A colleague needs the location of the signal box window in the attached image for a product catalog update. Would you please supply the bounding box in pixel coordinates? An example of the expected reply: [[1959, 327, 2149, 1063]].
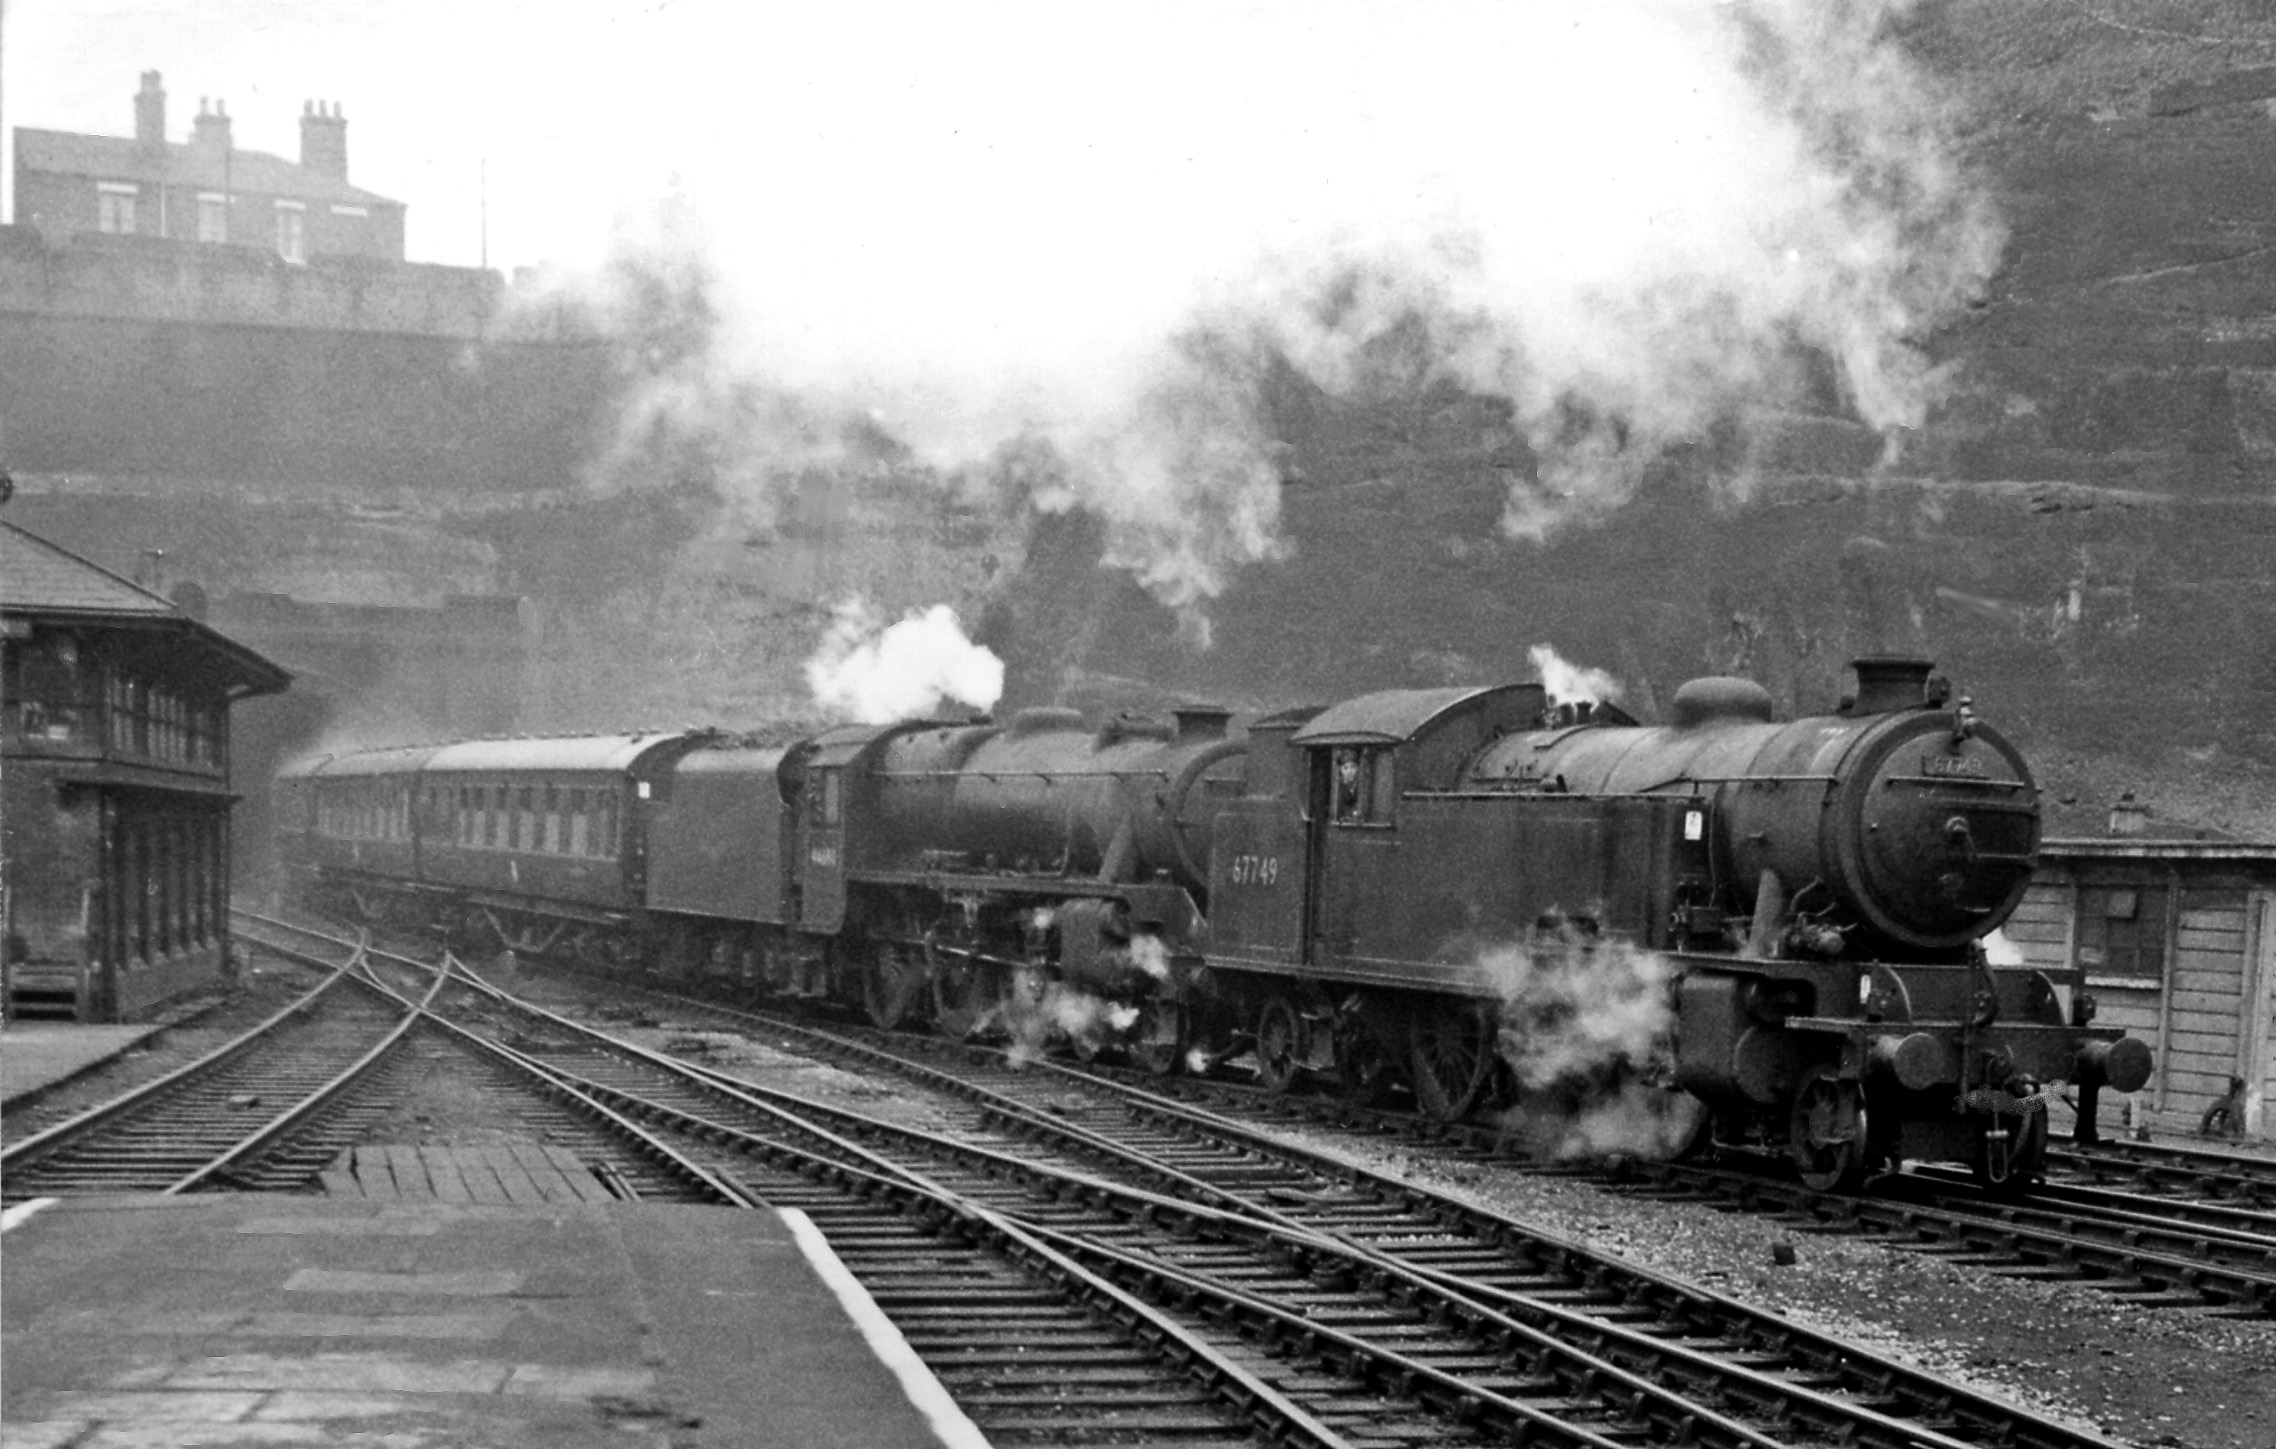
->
[[1329, 747, 1395, 825], [2077, 885, 2169, 981]]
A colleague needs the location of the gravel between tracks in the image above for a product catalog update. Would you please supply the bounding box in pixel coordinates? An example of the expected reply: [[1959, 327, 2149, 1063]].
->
[[539, 986, 2276, 1449]]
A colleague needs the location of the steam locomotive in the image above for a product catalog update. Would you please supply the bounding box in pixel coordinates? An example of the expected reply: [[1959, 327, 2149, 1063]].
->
[[276, 656, 2152, 1194]]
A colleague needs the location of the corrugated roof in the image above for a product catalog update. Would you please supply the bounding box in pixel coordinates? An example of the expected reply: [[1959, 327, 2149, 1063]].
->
[[2, 520, 184, 616], [16, 128, 399, 209]]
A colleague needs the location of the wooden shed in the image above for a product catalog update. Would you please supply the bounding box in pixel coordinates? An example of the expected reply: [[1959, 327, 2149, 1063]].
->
[[2004, 837, 2276, 1138]]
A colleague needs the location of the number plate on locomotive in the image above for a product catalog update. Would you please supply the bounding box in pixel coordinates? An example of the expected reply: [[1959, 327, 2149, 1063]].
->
[[1919, 751, 1989, 779]]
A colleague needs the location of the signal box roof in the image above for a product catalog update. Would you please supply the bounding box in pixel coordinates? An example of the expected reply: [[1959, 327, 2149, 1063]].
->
[[2, 520, 290, 697]]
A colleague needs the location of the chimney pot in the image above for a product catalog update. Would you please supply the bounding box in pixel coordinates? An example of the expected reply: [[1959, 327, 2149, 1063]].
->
[[300, 98, 351, 180], [2108, 792, 2151, 838]]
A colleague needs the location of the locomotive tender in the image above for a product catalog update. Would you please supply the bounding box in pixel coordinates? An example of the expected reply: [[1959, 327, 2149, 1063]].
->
[[277, 656, 2152, 1193]]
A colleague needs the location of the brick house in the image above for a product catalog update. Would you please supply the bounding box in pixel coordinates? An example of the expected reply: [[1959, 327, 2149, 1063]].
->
[[13, 71, 404, 263]]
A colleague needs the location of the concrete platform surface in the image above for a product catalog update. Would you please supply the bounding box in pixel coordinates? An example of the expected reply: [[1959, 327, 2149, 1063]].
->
[[0, 1024, 168, 1110], [1, 1196, 983, 1448]]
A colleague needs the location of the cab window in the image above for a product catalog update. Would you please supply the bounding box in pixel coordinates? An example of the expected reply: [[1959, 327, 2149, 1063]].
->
[[1329, 747, 1394, 826]]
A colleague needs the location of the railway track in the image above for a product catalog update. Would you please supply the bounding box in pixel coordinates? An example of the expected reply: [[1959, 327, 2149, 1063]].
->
[[814, 999, 2276, 1319], [288, 916, 2139, 1449], [3, 923, 728, 1205], [1, 935, 433, 1199]]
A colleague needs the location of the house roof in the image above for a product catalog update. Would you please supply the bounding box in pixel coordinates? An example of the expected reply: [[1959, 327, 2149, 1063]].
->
[[14, 128, 399, 209], [0, 520, 292, 695]]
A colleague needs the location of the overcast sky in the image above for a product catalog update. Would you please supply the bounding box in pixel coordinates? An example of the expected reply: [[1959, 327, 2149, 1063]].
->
[[2, 1, 1786, 279]]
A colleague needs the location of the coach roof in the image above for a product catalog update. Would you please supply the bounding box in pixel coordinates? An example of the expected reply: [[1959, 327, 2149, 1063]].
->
[[423, 732, 698, 775]]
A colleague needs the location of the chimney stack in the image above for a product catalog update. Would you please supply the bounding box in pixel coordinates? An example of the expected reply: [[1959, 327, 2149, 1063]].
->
[[300, 99, 348, 181], [192, 98, 233, 155], [2108, 793, 2151, 838], [135, 71, 167, 148]]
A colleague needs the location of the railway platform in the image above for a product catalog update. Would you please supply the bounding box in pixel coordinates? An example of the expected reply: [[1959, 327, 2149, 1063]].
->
[[0, 1023, 170, 1110], [1, 1195, 983, 1448]]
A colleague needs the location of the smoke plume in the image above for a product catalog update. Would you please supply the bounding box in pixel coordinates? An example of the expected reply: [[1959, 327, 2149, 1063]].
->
[[805, 599, 1006, 725], [517, 1, 2002, 638], [1529, 644, 1626, 706]]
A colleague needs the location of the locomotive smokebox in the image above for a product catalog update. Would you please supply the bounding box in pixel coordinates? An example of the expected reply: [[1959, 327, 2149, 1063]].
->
[[1849, 656, 1936, 714]]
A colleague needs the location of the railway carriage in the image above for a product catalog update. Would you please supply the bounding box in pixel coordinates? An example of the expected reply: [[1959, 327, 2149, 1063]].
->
[[280, 655, 2154, 1195]]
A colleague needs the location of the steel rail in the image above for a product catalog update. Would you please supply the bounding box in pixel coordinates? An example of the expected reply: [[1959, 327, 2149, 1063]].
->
[[655, 996, 2138, 1449], [158, 949, 453, 1193], [1, 933, 371, 1173], [430, 962, 2016, 1449], [337, 954, 770, 1209], [264, 914, 2136, 1447], [404, 980, 1355, 1447]]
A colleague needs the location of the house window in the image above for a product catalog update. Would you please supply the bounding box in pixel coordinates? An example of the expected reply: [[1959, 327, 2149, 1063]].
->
[[275, 202, 306, 262], [198, 194, 228, 243], [98, 184, 138, 234], [2077, 885, 2170, 981]]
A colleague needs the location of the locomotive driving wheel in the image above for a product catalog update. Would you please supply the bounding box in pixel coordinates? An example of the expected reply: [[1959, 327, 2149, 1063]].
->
[[1409, 1001, 1498, 1122], [1788, 1063, 1870, 1193], [1253, 995, 1306, 1093], [863, 943, 923, 1031]]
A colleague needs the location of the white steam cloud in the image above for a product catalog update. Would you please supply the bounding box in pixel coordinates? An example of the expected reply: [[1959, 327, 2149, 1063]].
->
[[520, 0, 2001, 636], [1529, 644, 1625, 706], [805, 599, 1006, 725], [1483, 931, 1701, 1160]]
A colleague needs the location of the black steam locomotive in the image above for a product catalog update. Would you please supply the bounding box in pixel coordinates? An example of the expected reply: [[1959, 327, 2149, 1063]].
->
[[277, 656, 2152, 1193]]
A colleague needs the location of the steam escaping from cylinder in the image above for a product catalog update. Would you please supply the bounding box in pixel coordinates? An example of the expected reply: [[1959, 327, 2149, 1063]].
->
[[1481, 930, 1698, 1160], [805, 599, 1006, 725], [1529, 644, 1625, 706]]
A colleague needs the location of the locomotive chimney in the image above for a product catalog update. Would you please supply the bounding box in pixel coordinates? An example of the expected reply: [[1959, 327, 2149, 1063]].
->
[[1172, 704, 1232, 741], [1847, 656, 1935, 714]]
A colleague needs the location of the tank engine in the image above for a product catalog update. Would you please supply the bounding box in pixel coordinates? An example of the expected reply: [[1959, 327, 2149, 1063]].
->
[[278, 656, 2153, 1195]]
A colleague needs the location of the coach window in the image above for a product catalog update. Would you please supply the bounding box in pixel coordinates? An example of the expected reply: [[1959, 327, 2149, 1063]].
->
[[595, 793, 618, 858], [569, 790, 590, 856], [542, 786, 562, 853], [488, 786, 506, 847], [515, 787, 534, 850]]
